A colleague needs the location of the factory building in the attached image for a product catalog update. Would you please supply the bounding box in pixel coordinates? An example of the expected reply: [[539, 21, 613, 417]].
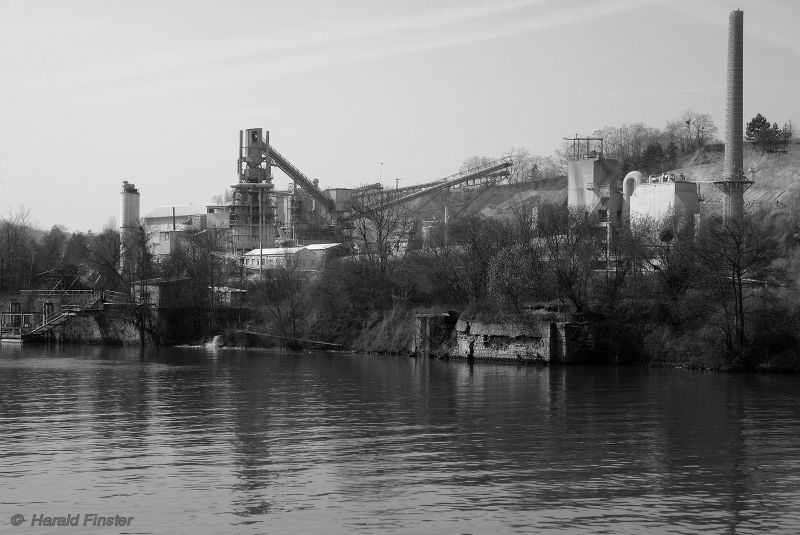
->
[[624, 172, 700, 223], [566, 149, 623, 223], [566, 136, 700, 228], [141, 204, 229, 257], [243, 243, 345, 275]]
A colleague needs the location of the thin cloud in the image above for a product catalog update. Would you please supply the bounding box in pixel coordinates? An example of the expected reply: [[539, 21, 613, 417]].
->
[[1, 0, 667, 109]]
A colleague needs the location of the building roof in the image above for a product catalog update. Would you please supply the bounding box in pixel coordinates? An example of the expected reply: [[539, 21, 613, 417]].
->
[[243, 243, 343, 256], [130, 277, 191, 285], [302, 243, 343, 250], [244, 247, 304, 257], [143, 205, 210, 219]]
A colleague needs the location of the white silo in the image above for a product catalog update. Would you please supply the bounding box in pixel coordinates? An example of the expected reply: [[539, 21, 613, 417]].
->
[[120, 180, 140, 275]]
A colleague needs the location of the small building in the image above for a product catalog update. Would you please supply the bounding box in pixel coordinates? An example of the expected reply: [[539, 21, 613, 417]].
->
[[243, 243, 345, 274], [152, 229, 187, 256], [325, 188, 354, 212], [131, 278, 245, 308], [211, 286, 247, 307], [131, 278, 195, 308], [296, 243, 346, 270], [243, 246, 304, 271]]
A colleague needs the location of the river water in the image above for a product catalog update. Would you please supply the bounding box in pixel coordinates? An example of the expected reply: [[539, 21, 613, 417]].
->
[[1, 345, 799, 534]]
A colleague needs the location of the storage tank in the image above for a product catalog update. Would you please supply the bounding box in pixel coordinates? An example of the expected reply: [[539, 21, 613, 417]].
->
[[119, 180, 140, 276]]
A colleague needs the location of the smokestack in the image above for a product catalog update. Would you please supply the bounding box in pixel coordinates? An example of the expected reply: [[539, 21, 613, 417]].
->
[[723, 9, 744, 220]]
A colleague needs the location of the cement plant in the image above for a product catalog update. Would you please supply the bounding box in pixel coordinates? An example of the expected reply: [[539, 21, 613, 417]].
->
[[1, 9, 798, 372]]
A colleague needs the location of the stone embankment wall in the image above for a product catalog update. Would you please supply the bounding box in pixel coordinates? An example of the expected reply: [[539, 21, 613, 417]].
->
[[413, 312, 458, 358], [53, 308, 153, 345], [414, 313, 593, 363], [51, 306, 245, 345], [455, 319, 553, 362]]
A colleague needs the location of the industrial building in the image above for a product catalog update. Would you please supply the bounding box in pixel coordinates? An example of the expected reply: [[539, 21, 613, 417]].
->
[[625, 172, 700, 223], [567, 10, 748, 229], [243, 243, 345, 275], [131, 8, 752, 277], [142, 204, 229, 256], [566, 137, 701, 229], [129, 128, 513, 270]]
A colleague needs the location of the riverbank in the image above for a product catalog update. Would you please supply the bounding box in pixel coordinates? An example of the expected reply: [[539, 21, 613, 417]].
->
[[6, 295, 798, 373]]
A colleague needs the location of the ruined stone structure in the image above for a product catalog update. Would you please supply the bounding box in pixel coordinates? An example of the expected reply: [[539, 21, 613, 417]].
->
[[411, 310, 594, 363]]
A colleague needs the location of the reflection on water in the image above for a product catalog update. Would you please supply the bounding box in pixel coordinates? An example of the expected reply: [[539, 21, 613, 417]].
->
[[1, 345, 800, 534]]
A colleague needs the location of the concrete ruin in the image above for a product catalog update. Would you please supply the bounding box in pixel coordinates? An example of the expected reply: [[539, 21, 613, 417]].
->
[[413, 312, 593, 363]]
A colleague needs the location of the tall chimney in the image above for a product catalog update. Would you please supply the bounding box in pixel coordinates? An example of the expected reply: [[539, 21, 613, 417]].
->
[[723, 10, 744, 221]]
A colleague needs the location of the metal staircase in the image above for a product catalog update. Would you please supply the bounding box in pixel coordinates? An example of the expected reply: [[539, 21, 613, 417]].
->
[[25, 305, 80, 337], [18, 290, 128, 341]]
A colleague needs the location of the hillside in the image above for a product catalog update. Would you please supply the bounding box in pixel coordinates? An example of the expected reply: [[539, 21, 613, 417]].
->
[[404, 174, 567, 221], [407, 140, 800, 222], [674, 140, 800, 211]]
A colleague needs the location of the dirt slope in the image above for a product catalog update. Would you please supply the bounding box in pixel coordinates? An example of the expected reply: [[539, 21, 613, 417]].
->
[[404, 176, 566, 221], [675, 140, 800, 210]]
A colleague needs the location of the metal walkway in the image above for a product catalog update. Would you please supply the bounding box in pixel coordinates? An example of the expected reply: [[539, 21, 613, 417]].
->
[[1, 290, 129, 342]]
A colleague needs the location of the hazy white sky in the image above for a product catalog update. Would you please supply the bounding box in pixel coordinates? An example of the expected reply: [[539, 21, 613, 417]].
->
[[1, 0, 798, 231]]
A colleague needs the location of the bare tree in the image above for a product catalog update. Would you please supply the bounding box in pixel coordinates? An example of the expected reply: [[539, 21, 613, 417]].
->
[[537, 206, 603, 314], [252, 252, 305, 339], [631, 212, 698, 301], [0, 206, 36, 289], [680, 109, 719, 148], [80, 221, 122, 290], [693, 215, 777, 351], [487, 242, 551, 312], [346, 196, 413, 279]]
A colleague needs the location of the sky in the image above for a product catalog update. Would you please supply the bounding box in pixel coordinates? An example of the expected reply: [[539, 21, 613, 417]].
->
[[1, 0, 798, 232]]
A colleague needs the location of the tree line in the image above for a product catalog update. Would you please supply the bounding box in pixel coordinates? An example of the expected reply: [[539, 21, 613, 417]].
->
[[243, 194, 800, 369]]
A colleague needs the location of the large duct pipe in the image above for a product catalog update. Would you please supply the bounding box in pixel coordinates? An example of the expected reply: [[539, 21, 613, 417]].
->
[[724, 10, 744, 221]]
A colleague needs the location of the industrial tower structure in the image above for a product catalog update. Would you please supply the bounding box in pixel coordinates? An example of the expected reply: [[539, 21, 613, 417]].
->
[[229, 128, 341, 252], [715, 10, 752, 221], [230, 128, 275, 252]]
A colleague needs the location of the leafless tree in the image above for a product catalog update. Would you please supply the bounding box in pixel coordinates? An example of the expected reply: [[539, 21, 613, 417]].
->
[[537, 206, 604, 314], [254, 252, 305, 339], [0, 206, 36, 289], [346, 195, 413, 279], [693, 215, 777, 351]]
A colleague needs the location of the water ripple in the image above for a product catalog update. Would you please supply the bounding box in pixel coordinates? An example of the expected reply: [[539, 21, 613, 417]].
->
[[2, 347, 800, 534]]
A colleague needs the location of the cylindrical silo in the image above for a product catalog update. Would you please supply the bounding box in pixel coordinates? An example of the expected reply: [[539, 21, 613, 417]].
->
[[120, 180, 140, 230], [120, 181, 140, 276]]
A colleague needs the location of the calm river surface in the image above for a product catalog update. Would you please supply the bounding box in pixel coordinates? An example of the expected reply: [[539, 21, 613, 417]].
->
[[1, 345, 800, 534]]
